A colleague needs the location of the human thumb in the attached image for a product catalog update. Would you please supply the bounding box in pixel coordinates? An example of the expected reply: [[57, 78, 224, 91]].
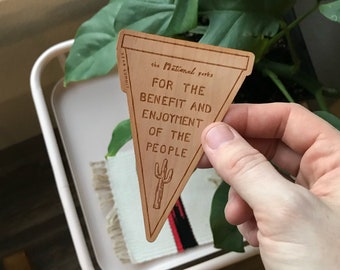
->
[[201, 122, 291, 210]]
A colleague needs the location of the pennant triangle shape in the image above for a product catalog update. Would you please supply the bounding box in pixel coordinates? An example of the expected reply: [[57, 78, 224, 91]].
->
[[117, 30, 254, 242]]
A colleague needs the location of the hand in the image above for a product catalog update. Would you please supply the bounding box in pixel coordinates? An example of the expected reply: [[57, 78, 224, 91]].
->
[[200, 103, 340, 270]]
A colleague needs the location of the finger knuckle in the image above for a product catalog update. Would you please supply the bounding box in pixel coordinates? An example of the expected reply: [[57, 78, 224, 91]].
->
[[228, 149, 268, 177]]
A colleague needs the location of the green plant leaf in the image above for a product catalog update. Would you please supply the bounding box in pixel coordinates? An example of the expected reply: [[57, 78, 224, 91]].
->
[[114, 1, 174, 34], [64, 1, 124, 85], [314, 111, 340, 131], [106, 119, 132, 158], [198, 0, 296, 60], [65, 0, 198, 85], [210, 181, 245, 252], [166, 0, 198, 35], [199, 11, 279, 57], [319, 0, 340, 23], [114, 0, 198, 36]]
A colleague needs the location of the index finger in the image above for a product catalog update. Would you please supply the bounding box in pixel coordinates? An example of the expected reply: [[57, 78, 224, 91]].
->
[[223, 103, 340, 186], [223, 103, 339, 154]]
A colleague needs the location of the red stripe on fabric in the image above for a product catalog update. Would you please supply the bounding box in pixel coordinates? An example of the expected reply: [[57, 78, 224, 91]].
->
[[176, 199, 185, 218], [168, 211, 184, 252]]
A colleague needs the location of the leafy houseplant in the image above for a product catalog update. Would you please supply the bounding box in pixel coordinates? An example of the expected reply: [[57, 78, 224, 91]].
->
[[64, 0, 340, 252]]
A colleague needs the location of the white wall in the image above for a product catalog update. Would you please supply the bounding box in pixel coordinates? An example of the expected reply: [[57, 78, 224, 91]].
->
[[0, 0, 106, 150]]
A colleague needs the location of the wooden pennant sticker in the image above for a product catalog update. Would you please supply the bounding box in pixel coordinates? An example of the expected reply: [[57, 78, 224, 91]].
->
[[116, 29, 254, 242]]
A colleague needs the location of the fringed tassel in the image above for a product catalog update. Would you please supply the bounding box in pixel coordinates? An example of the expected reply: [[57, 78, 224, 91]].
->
[[91, 161, 130, 263]]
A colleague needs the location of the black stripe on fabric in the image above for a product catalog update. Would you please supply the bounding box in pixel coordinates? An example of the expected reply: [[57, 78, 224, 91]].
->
[[171, 197, 198, 249]]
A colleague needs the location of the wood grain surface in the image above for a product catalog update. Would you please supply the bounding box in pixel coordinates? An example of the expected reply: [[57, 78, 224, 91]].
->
[[117, 30, 254, 242]]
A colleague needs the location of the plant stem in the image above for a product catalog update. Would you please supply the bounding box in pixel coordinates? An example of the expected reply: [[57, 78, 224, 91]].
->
[[281, 20, 301, 72], [268, 2, 320, 50], [262, 68, 295, 103], [257, 60, 329, 110]]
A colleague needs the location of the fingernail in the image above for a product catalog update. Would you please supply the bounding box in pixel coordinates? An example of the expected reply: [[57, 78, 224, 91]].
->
[[205, 124, 235, 149]]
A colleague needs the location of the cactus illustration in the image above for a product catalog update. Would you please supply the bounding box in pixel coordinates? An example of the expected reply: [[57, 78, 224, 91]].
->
[[153, 159, 174, 209]]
